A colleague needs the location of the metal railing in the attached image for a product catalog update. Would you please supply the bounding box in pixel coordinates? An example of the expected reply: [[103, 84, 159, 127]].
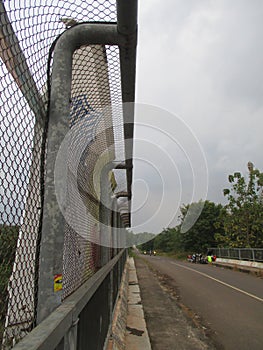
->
[[0, 0, 137, 348], [208, 248, 263, 262], [12, 249, 128, 350]]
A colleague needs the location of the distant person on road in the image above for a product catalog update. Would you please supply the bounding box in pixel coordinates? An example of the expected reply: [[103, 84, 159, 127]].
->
[[207, 255, 212, 263]]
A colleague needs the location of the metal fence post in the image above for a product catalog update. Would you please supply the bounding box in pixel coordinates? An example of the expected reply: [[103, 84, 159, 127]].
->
[[109, 270, 114, 326], [99, 163, 114, 266], [36, 20, 137, 321], [252, 249, 255, 262], [37, 24, 120, 324], [112, 198, 118, 257]]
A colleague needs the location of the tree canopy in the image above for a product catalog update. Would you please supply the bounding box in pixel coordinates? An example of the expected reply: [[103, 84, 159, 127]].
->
[[216, 162, 263, 247], [179, 200, 223, 252], [139, 200, 223, 254]]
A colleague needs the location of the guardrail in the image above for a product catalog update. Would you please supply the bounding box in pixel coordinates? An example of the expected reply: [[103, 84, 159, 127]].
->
[[12, 249, 127, 350], [208, 248, 263, 262]]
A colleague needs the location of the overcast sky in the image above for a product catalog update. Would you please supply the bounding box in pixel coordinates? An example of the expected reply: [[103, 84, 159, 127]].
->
[[131, 0, 263, 233]]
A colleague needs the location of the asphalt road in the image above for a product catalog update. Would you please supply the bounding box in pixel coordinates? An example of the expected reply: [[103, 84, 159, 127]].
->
[[137, 254, 263, 350]]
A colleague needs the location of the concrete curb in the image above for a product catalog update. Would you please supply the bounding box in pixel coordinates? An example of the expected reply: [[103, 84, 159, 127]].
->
[[125, 257, 151, 350], [106, 257, 151, 350]]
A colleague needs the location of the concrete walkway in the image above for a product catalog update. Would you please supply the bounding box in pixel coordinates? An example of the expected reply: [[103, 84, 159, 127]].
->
[[107, 257, 151, 350], [125, 258, 151, 350]]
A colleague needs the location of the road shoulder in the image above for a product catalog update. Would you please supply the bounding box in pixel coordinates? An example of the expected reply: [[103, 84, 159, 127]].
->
[[134, 256, 217, 350]]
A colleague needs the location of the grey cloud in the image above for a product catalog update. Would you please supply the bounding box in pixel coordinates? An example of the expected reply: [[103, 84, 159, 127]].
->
[[132, 0, 263, 233]]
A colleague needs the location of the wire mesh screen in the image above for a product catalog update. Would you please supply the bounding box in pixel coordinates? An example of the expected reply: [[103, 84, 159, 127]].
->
[[62, 44, 122, 299], [0, 0, 127, 347]]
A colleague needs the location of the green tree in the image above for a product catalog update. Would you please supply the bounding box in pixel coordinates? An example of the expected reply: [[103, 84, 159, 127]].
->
[[0, 225, 19, 342], [179, 200, 223, 253], [153, 227, 182, 253], [217, 162, 263, 247]]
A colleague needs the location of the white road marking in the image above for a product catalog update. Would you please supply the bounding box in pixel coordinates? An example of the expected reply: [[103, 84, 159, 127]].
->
[[170, 261, 263, 303]]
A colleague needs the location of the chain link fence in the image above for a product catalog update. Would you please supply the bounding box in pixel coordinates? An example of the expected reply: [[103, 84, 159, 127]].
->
[[0, 1, 132, 347]]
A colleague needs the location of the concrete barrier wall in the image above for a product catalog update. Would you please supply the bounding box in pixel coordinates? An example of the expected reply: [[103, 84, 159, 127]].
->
[[107, 259, 129, 350], [216, 258, 263, 269]]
